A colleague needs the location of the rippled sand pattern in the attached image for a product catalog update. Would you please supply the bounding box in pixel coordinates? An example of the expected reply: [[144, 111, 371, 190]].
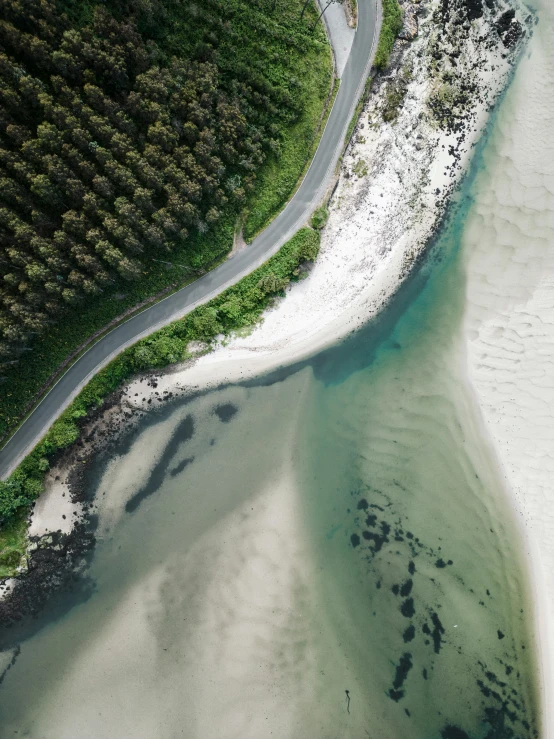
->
[[462, 1, 554, 722], [294, 254, 539, 737]]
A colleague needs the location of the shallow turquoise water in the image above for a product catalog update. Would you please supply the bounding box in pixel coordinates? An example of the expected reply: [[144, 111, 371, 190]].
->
[[0, 37, 542, 739]]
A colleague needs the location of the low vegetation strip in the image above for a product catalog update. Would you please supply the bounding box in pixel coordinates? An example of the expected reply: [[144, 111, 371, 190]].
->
[[374, 0, 403, 69], [0, 0, 332, 446], [0, 227, 320, 570]]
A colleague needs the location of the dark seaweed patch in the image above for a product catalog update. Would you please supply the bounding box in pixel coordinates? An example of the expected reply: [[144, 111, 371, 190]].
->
[[401, 598, 415, 618], [362, 529, 388, 551], [213, 403, 238, 423], [400, 579, 413, 597], [169, 456, 194, 476], [388, 652, 413, 701], [126, 415, 194, 513], [441, 727, 471, 739], [346, 482, 537, 736], [430, 612, 445, 654]]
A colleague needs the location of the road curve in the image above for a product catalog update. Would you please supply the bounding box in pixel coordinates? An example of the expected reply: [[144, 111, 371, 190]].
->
[[0, 0, 381, 479]]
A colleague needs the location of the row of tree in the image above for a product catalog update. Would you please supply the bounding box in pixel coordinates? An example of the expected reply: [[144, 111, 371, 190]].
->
[[0, 0, 308, 360]]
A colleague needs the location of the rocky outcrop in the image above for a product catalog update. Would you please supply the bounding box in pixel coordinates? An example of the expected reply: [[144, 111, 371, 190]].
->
[[399, 4, 419, 40]]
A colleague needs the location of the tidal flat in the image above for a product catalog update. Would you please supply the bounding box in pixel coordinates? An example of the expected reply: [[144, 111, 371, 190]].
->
[[0, 191, 540, 737]]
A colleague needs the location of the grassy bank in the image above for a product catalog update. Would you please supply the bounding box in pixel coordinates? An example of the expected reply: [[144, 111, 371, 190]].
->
[[0, 228, 320, 574], [344, 0, 403, 147], [374, 0, 403, 69], [243, 53, 335, 241], [0, 0, 333, 448]]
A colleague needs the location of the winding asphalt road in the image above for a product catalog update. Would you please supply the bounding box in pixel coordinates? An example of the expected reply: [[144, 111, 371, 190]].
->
[[0, 0, 381, 478]]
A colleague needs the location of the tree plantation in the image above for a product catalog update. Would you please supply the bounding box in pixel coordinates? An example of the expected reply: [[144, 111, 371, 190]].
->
[[0, 0, 328, 364]]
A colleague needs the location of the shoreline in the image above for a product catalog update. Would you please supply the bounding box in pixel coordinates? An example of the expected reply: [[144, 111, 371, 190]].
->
[[1, 0, 545, 731], [5, 0, 526, 569], [459, 3, 554, 730], [121, 0, 526, 398], [0, 0, 379, 480]]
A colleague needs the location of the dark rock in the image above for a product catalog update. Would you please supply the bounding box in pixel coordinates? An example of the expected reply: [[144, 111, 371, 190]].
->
[[399, 4, 419, 40], [213, 403, 238, 423], [401, 598, 415, 618], [441, 727, 471, 739], [400, 579, 413, 597]]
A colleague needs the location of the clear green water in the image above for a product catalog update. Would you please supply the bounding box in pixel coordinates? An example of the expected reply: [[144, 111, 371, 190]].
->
[[0, 38, 542, 739]]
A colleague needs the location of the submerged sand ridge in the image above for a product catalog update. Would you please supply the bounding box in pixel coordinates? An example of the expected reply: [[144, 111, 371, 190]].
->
[[0, 376, 381, 738]]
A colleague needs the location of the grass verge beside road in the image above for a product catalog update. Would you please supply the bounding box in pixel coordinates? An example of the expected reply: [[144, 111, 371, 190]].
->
[[374, 0, 403, 69], [243, 53, 336, 241]]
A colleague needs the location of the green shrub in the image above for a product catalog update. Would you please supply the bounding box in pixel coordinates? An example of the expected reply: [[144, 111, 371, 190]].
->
[[297, 231, 321, 261], [0, 477, 30, 520], [374, 0, 403, 70], [311, 206, 329, 230], [46, 421, 80, 450], [219, 298, 244, 322], [0, 510, 29, 578], [0, 550, 23, 569], [133, 336, 187, 370], [189, 307, 223, 339], [258, 273, 289, 294], [353, 159, 369, 177]]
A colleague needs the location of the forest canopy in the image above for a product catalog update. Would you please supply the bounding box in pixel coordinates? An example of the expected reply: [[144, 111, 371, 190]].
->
[[0, 0, 328, 363]]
